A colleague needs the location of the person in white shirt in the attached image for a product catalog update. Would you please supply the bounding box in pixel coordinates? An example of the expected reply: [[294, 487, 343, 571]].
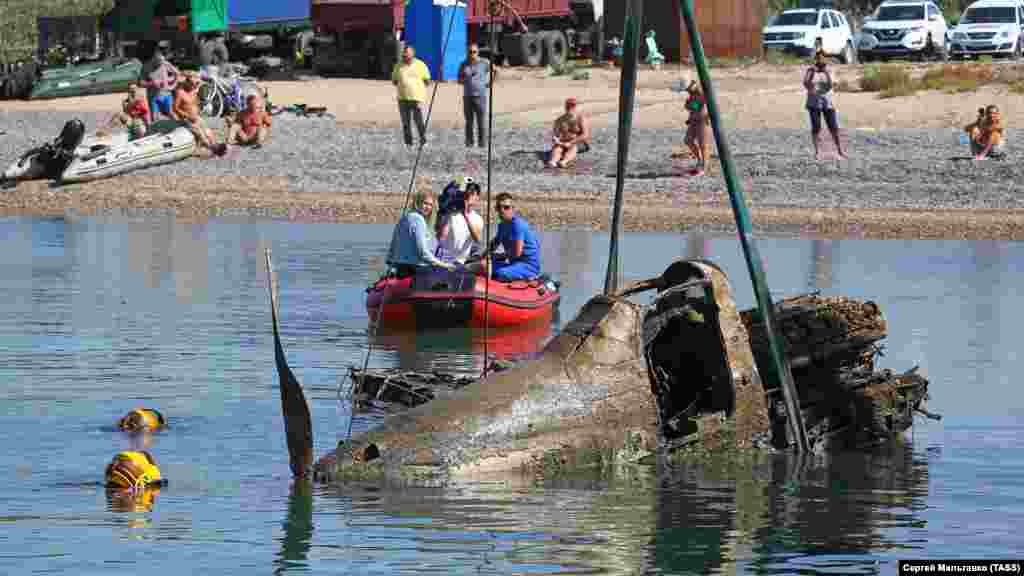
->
[[438, 180, 484, 264]]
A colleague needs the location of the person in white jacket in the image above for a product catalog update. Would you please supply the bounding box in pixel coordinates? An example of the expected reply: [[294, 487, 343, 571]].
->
[[438, 179, 484, 264]]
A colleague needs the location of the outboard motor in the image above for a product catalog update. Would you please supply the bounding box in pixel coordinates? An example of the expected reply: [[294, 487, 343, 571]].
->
[[43, 119, 85, 179]]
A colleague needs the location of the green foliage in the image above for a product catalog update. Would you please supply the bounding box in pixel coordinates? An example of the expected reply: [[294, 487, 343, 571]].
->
[[0, 0, 115, 65]]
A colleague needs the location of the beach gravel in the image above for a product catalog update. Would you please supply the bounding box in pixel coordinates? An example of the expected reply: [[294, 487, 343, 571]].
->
[[2, 109, 1023, 238]]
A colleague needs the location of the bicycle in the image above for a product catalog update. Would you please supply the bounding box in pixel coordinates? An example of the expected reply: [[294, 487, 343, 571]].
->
[[197, 64, 259, 119]]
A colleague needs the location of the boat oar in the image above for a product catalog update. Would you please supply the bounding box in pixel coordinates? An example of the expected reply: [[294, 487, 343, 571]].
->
[[265, 248, 314, 478]]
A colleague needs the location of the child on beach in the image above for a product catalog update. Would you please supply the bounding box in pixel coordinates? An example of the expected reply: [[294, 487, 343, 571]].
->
[[98, 84, 150, 139], [683, 80, 710, 176]]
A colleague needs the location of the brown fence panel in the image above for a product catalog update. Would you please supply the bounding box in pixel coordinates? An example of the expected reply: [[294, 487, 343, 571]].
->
[[676, 0, 766, 61]]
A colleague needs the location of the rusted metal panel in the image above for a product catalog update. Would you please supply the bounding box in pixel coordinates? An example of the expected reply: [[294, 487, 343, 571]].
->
[[312, 0, 404, 33], [466, 0, 572, 24], [604, 0, 766, 61]]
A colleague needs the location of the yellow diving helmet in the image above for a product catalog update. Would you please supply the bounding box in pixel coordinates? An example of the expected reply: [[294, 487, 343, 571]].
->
[[104, 451, 165, 491], [117, 408, 166, 431]]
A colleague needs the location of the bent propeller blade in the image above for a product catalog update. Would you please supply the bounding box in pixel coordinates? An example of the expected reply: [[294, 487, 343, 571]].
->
[[265, 248, 314, 478]]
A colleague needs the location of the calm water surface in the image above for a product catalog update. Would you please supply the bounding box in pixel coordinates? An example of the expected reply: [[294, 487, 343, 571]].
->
[[0, 216, 1021, 574]]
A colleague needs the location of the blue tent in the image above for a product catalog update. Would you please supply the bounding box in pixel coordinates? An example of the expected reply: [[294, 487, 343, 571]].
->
[[404, 0, 466, 81]]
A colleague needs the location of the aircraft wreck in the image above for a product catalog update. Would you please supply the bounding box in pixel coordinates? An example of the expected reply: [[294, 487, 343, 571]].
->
[[267, 253, 935, 483]]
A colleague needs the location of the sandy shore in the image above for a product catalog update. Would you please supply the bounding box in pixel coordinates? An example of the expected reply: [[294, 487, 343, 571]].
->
[[3, 63, 1024, 239]]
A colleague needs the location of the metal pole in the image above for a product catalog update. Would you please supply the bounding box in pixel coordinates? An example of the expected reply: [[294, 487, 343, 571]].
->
[[603, 0, 643, 296], [676, 0, 810, 453]]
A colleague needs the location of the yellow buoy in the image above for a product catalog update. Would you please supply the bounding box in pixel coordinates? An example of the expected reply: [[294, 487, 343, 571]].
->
[[117, 408, 166, 432], [104, 451, 165, 490]]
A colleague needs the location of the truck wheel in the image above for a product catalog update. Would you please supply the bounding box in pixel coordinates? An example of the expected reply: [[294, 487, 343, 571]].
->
[[501, 34, 525, 66], [542, 30, 568, 67], [377, 36, 398, 79], [200, 39, 230, 67], [520, 33, 543, 67]]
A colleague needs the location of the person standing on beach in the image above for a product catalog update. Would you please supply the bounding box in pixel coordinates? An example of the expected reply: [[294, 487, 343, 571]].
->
[[392, 45, 431, 148], [803, 51, 847, 160], [141, 47, 179, 122], [683, 80, 711, 176], [458, 43, 492, 148]]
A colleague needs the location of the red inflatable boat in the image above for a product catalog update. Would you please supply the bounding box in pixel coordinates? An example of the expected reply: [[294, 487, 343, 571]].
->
[[366, 268, 560, 329]]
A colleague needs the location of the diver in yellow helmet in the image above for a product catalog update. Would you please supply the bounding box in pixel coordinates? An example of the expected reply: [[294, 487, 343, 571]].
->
[[104, 450, 167, 491], [117, 408, 166, 432]]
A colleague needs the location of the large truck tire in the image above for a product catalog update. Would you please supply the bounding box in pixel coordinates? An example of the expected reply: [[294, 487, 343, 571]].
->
[[200, 39, 230, 67], [542, 30, 568, 67], [520, 33, 543, 67], [377, 36, 398, 79], [501, 34, 525, 66]]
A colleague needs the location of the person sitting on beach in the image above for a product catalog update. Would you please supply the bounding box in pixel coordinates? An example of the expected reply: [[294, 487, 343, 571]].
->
[[475, 193, 541, 282], [803, 50, 847, 160], [437, 178, 485, 264], [387, 190, 457, 276], [98, 84, 150, 139], [226, 93, 272, 148], [683, 80, 711, 176], [964, 107, 986, 145], [141, 47, 179, 122], [172, 71, 227, 157], [546, 97, 591, 169], [971, 105, 1005, 160]]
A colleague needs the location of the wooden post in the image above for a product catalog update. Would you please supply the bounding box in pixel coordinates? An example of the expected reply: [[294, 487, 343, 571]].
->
[[676, 0, 811, 453]]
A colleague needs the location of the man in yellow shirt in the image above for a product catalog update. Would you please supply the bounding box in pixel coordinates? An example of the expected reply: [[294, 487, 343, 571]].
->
[[392, 45, 432, 148]]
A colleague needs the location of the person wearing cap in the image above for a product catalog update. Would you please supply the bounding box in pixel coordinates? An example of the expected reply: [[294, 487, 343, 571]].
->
[[173, 71, 227, 157], [391, 45, 432, 148], [547, 97, 591, 169], [458, 43, 493, 148], [438, 178, 484, 263]]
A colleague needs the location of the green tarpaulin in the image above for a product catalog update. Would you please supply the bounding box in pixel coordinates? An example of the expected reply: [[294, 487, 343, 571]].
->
[[107, 0, 226, 36]]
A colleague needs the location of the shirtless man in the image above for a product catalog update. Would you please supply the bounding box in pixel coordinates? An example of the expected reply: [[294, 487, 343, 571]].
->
[[172, 71, 227, 157], [226, 93, 272, 148], [546, 97, 591, 169]]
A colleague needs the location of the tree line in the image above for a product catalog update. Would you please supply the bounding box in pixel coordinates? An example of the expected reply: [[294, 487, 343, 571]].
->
[[0, 0, 114, 66]]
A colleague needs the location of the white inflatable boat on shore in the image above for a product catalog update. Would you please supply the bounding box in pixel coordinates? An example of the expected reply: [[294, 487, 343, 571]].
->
[[61, 120, 195, 183], [2, 119, 196, 185]]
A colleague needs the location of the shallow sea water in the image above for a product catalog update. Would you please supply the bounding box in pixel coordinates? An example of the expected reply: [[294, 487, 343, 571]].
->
[[0, 216, 1020, 574]]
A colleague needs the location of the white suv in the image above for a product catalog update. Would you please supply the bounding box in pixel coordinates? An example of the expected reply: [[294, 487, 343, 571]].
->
[[858, 0, 949, 61], [948, 0, 1024, 60], [762, 8, 857, 63]]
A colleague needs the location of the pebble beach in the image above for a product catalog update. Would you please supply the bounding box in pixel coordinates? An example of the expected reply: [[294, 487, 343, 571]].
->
[[3, 65, 1023, 239]]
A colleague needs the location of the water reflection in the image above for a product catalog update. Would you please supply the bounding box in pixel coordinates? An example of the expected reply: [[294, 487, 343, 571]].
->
[[274, 480, 314, 575], [370, 321, 554, 375], [106, 486, 161, 514], [311, 443, 930, 575], [652, 442, 929, 575], [809, 239, 836, 291]]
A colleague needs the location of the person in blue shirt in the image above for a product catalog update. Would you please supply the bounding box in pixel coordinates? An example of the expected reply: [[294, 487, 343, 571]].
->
[[481, 192, 541, 281], [386, 190, 456, 276]]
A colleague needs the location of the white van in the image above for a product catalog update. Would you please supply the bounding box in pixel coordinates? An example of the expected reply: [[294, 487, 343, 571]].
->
[[948, 0, 1024, 59]]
